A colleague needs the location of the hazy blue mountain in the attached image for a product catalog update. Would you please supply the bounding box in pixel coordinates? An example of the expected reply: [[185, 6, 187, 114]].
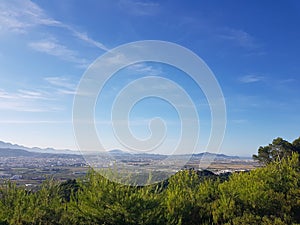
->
[[0, 140, 244, 159], [0, 147, 84, 159], [0, 140, 79, 155], [109, 149, 132, 155], [0, 148, 35, 157], [191, 152, 241, 159], [107, 148, 241, 159]]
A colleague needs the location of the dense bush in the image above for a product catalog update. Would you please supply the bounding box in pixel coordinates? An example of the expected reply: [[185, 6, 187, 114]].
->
[[0, 153, 299, 225]]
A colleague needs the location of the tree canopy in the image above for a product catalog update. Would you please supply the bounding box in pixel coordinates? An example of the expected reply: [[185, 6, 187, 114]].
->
[[253, 137, 300, 164]]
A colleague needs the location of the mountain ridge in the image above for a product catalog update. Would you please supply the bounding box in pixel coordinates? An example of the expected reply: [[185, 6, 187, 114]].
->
[[0, 140, 80, 155], [0, 140, 249, 159]]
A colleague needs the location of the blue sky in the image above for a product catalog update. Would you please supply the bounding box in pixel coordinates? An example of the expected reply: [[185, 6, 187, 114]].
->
[[0, 0, 300, 156]]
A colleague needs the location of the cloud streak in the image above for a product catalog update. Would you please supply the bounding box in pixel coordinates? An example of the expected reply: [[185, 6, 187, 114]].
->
[[218, 28, 260, 50], [0, 79, 75, 112], [0, 88, 53, 112], [28, 38, 89, 67], [239, 75, 264, 83], [118, 0, 160, 16], [0, 0, 60, 33], [126, 63, 163, 76], [0, 0, 108, 59], [70, 29, 109, 51], [44, 76, 78, 95], [0, 120, 71, 124]]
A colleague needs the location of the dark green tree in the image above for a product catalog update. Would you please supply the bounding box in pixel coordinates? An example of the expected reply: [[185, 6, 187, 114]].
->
[[292, 137, 300, 153], [58, 179, 79, 203], [253, 137, 295, 164]]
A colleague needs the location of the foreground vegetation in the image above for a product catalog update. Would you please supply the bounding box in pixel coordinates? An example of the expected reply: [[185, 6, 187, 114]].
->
[[0, 138, 300, 225]]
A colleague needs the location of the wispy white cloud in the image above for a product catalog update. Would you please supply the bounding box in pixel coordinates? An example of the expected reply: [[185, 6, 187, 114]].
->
[[118, 0, 160, 16], [0, 100, 58, 112], [45, 76, 76, 90], [102, 52, 131, 66], [0, 87, 63, 112], [218, 28, 260, 50], [44, 76, 78, 95], [127, 63, 162, 76], [18, 90, 43, 96], [70, 29, 109, 51], [0, 0, 60, 33], [28, 38, 88, 67], [0, 88, 50, 100], [0, 89, 16, 99], [0, 120, 71, 124], [57, 89, 77, 95], [239, 75, 264, 83], [0, 0, 57, 29], [0, 0, 108, 58], [17, 89, 50, 100], [1, 77, 78, 109]]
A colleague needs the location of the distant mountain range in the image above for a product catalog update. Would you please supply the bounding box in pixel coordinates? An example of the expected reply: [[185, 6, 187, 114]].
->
[[0, 140, 80, 155], [0, 147, 82, 158], [0, 148, 35, 157], [191, 152, 241, 160], [0, 140, 246, 159], [108, 149, 241, 159]]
